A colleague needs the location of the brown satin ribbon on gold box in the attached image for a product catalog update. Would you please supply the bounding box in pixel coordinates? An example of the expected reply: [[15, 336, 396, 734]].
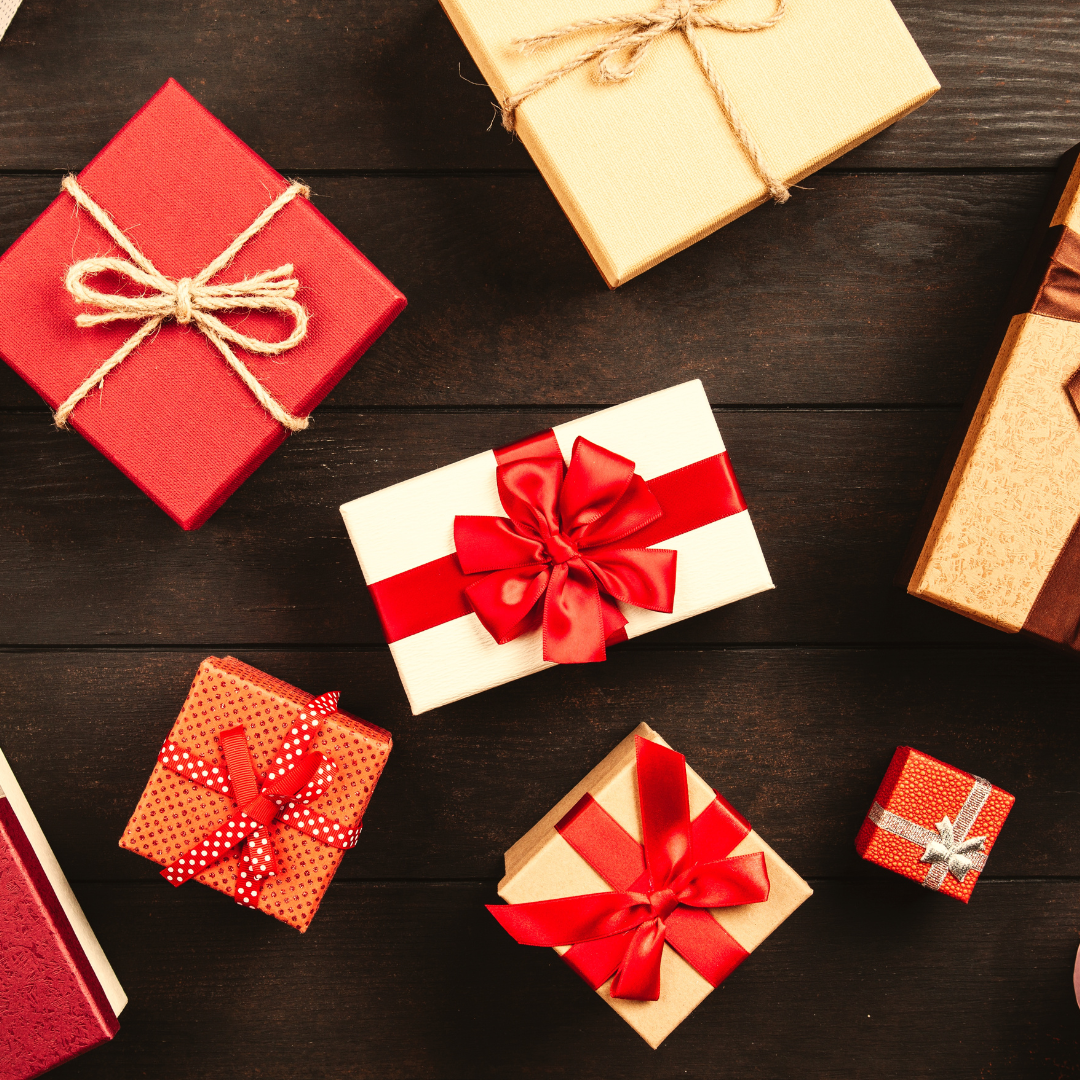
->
[[439, 0, 939, 287], [906, 142, 1080, 652]]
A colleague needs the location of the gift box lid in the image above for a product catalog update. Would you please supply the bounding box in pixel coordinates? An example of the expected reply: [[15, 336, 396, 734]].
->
[[0, 78, 406, 530], [440, 0, 938, 286], [0, 745, 127, 1077], [341, 380, 774, 714]]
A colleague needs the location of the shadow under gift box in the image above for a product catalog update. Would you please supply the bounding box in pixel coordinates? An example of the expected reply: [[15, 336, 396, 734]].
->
[[340, 380, 775, 715], [119, 656, 392, 932], [489, 724, 812, 1048], [0, 78, 406, 530], [902, 141, 1080, 652], [0, 746, 127, 1080], [438, 0, 938, 287]]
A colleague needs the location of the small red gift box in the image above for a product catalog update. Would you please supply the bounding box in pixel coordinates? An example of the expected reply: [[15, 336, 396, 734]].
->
[[0, 79, 405, 529], [855, 747, 1015, 902]]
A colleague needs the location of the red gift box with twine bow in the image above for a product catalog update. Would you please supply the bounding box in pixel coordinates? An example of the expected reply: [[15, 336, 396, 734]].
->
[[119, 656, 391, 931], [488, 724, 812, 1048], [855, 747, 1014, 903], [0, 79, 405, 529]]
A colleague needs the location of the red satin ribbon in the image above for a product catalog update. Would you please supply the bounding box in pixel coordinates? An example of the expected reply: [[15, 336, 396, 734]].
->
[[488, 737, 770, 1001], [369, 429, 747, 662], [159, 691, 361, 909]]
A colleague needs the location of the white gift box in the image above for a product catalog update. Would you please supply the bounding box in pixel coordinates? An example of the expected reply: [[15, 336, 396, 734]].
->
[[340, 381, 773, 713]]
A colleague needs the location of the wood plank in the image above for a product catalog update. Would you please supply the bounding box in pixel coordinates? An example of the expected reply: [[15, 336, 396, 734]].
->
[[50, 878, 1080, 1077], [0, 409, 1015, 646], [0, 172, 1053, 409], [2, 647, 1075, 882], [1, 2, 1077, 172]]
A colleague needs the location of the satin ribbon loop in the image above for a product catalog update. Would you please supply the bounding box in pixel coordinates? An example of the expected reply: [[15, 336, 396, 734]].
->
[[455, 436, 677, 664], [918, 816, 986, 882], [488, 736, 769, 1000], [159, 691, 362, 909]]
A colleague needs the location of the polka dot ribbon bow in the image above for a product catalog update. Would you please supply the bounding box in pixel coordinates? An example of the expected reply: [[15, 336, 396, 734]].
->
[[159, 692, 361, 909]]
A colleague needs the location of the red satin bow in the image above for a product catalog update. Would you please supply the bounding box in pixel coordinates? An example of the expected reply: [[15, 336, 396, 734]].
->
[[488, 737, 770, 1001], [160, 691, 361, 909], [454, 437, 677, 664]]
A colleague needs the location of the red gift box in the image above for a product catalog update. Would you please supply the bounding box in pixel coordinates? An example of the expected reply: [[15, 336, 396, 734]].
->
[[855, 747, 1015, 902], [0, 746, 127, 1079], [0, 79, 405, 529]]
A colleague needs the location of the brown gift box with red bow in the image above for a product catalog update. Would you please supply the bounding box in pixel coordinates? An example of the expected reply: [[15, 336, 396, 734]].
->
[[119, 656, 391, 932], [489, 724, 812, 1047]]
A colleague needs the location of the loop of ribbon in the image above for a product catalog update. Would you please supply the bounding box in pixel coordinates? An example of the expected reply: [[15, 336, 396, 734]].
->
[[488, 736, 770, 1001], [501, 0, 790, 203], [55, 174, 312, 432], [454, 436, 677, 664], [919, 816, 986, 883], [159, 691, 361, 909]]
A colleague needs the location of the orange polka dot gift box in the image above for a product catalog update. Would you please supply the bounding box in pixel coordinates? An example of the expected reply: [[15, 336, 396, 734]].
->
[[855, 747, 1014, 903], [119, 656, 391, 931]]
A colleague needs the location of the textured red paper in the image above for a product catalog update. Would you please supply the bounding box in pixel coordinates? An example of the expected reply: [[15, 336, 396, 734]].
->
[[0, 79, 406, 529], [0, 799, 119, 1080], [855, 747, 1014, 903]]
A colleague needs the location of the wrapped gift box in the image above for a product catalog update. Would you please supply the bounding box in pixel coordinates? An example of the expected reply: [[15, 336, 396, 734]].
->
[[340, 380, 774, 714], [487, 724, 812, 1048], [0, 79, 406, 530], [0, 1, 21, 41], [119, 656, 392, 932], [439, 0, 938, 287], [0, 745, 127, 1079], [855, 747, 1014, 903], [904, 142, 1080, 650]]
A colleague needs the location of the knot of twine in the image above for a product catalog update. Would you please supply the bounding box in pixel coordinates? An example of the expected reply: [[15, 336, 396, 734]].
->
[[55, 174, 313, 432], [501, 0, 790, 204]]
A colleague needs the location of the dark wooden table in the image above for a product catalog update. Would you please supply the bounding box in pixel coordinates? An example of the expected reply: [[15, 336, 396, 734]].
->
[[2, 2, 1080, 1077]]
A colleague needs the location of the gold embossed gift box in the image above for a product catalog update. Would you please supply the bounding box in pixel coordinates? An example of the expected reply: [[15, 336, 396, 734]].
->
[[439, 0, 938, 287], [905, 143, 1080, 652]]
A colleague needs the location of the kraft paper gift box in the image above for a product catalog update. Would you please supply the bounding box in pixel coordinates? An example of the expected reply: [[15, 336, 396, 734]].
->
[[438, 0, 938, 287], [119, 656, 392, 932], [340, 380, 774, 714], [0, 78, 406, 530], [0, 746, 127, 1080], [487, 724, 813, 1048], [904, 142, 1080, 651], [855, 747, 1014, 903]]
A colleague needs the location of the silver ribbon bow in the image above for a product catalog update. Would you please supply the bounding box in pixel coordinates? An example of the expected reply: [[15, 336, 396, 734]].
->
[[867, 775, 992, 891]]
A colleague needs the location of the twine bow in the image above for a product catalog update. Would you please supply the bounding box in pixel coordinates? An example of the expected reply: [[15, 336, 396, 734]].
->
[[501, 0, 790, 203], [55, 174, 312, 432], [919, 816, 986, 883]]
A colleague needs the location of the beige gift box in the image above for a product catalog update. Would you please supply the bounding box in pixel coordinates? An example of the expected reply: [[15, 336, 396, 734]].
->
[[440, 0, 938, 287], [905, 144, 1080, 650], [495, 723, 812, 1047]]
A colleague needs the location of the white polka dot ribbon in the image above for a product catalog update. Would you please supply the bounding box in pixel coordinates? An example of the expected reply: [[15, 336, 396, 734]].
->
[[158, 692, 363, 910]]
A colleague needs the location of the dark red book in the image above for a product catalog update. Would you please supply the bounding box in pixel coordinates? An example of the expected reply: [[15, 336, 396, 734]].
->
[[0, 746, 126, 1079], [0, 79, 406, 529]]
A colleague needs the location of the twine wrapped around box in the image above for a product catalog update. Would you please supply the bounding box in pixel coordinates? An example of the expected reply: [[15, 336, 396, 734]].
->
[[500, 0, 791, 203], [55, 174, 312, 432]]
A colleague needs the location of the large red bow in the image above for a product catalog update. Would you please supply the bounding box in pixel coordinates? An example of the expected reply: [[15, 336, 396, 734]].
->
[[454, 437, 677, 664], [488, 737, 770, 1001], [159, 691, 361, 909]]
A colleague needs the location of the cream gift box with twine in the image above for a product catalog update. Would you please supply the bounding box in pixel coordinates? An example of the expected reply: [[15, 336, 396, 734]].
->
[[439, 0, 939, 287]]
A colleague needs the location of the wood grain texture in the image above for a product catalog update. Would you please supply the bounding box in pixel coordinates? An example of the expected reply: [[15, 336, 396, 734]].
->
[[0, 1, 1077, 171], [0, 172, 1053, 409], [0, 409, 1016, 646], [1, 648, 1077, 883], [46, 879, 1080, 1078]]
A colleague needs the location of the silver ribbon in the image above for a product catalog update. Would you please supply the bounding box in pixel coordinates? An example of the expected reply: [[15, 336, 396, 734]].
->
[[867, 774, 992, 890]]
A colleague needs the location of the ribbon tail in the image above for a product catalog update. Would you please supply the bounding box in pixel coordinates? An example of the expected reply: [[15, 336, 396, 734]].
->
[[542, 561, 608, 664], [487, 891, 647, 946], [608, 917, 667, 1001]]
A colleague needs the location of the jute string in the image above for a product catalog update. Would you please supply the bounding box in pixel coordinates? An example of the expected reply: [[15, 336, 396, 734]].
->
[[501, 0, 790, 204], [55, 174, 313, 432]]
